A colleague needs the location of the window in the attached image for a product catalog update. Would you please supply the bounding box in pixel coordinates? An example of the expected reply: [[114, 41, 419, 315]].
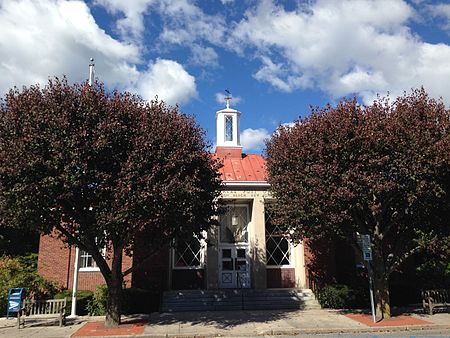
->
[[265, 209, 291, 266], [173, 234, 206, 269], [225, 115, 233, 141], [79, 249, 99, 271], [220, 205, 248, 243]]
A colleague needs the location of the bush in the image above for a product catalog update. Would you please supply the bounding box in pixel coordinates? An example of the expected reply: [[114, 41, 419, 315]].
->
[[0, 254, 59, 316], [54, 289, 93, 315], [86, 284, 107, 316], [318, 284, 369, 309]]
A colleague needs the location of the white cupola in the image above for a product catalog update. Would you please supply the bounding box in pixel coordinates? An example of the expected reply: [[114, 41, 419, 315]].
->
[[216, 94, 242, 149]]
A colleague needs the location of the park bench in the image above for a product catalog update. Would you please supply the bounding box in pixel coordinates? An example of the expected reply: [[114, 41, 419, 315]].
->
[[422, 289, 449, 315], [17, 298, 67, 328]]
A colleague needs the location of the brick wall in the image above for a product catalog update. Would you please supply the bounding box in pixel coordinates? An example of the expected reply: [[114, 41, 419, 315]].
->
[[266, 268, 295, 288], [38, 233, 133, 292], [38, 233, 72, 289]]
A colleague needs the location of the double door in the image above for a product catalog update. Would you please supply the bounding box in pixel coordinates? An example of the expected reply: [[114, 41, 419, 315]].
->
[[219, 245, 250, 288]]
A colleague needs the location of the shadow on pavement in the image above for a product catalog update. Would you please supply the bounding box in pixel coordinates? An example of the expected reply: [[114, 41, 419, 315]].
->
[[147, 308, 299, 329]]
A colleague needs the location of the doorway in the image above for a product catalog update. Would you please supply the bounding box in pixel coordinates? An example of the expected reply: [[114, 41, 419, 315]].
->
[[219, 245, 250, 288], [218, 204, 251, 288]]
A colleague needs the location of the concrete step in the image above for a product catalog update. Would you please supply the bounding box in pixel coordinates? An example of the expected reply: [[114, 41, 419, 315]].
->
[[161, 288, 321, 312]]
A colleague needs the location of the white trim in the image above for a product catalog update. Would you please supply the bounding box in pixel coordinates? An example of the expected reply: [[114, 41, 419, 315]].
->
[[79, 267, 100, 272], [222, 181, 270, 187]]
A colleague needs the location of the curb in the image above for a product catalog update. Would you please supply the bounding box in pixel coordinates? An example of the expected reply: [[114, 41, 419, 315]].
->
[[74, 324, 450, 338]]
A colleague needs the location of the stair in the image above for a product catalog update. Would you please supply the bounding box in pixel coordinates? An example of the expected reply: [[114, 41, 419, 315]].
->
[[161, 288, 321, 312]]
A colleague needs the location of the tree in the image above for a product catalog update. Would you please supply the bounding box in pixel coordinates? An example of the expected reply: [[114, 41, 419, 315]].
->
[[0, 78, 221, 326], [266, 88, 450, 319]]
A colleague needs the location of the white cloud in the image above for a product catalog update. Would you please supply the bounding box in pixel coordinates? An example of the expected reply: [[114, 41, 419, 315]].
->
[[96, 0, 226, 65], [280, 122, 295, 129], [215, 92, 242, 106], [427, 3, 450, 32], [231, 0, 450, 104], [241, 128, 270, 152], [131, 59, 197, 105], [189, 45, 219, 67], [94, 0, 156, 41], [0, 0, 198, 106], [158, 0, 226, 46], [0, 0, 140, 94]]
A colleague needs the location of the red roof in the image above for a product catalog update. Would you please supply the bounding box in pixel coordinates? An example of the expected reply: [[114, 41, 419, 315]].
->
[[214, 147, 267, 182]]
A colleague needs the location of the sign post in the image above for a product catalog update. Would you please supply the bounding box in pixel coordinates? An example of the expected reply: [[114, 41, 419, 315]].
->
[[357, 234, 376, 323]]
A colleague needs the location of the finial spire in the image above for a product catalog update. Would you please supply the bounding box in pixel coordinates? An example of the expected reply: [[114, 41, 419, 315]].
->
[[88, 58, 95, 86], [224, 89, 232, 109]]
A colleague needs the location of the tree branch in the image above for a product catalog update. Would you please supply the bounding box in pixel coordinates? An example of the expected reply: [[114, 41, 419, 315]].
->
[[122, 244, 167, 277], [387, 245, 421, 275]]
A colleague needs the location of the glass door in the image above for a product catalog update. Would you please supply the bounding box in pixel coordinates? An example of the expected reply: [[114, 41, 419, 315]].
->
[[219, 246, 250, 288]]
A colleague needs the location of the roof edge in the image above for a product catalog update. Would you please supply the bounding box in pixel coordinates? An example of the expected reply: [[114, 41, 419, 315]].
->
[[222, 181, 270, 187]]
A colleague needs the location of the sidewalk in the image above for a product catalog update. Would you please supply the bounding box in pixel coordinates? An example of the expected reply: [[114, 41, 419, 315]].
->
[[1, 308, 449, 337]]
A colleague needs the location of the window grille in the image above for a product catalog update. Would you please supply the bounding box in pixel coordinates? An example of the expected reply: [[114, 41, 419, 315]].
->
[[265, 209, 290, 266], [220, 205, 248, 243], [225, 115, 233, 141], [173, 235, 205, 268]]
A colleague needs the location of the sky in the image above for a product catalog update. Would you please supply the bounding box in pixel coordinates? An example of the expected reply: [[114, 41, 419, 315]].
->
[[1, 0, 450, 154]]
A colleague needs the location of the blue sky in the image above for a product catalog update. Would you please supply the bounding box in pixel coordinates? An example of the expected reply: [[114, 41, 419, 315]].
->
[[1, 0, 450, 154]]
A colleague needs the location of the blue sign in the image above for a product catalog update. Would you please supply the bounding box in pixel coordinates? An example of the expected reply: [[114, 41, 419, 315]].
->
[[6, 288, 25, 319]]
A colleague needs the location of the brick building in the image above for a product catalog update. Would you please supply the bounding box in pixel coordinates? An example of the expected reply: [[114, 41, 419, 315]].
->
[[37, 100, 310, 300]]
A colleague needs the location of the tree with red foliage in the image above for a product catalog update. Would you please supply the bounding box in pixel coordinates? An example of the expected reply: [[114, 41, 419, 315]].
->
[[0, 78, 221, 326], [266, 88, 449, 319]]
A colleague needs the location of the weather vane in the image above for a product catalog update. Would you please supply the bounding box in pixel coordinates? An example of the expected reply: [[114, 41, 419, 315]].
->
[[224, 89, 232, 109]]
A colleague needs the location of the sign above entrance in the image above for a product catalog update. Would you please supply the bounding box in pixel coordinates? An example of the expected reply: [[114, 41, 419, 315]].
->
[[222, 190, 272, 199]]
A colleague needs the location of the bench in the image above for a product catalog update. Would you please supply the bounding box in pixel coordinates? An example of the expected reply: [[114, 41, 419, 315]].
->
[[17, 298, 67, 328], [422, 289, 449, 315]]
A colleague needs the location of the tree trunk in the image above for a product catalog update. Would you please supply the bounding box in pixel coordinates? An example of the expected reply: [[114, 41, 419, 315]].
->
[[374, 273, 391, 320], [105, 248, 123, 327], [372, 244, 391, 320]]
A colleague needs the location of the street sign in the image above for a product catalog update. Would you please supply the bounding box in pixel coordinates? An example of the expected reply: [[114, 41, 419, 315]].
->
[[356, 233, 376, 322], [363, 248, 372, 261]]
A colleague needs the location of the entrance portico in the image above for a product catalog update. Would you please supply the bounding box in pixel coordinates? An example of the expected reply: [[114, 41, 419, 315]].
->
[[169, 97, 307, 292]]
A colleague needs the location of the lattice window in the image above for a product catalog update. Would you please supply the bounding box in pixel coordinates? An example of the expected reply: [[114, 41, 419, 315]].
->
[[220, 205, 248, 243], [225, 115, 233, 141], [265, 209, 290, 266], [173, 235, 205, 268]]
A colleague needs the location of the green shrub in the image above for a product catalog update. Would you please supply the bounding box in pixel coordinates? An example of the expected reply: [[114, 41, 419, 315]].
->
[[0, 254, 59, 316], [318, 284, 368, 309], [54, 289, 93, 315], [86, 284, 108, 316]]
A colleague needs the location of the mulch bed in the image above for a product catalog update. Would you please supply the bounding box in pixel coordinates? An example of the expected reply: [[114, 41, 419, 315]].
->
[[345, 313, 432, 327], [72, 319, 145, 337]]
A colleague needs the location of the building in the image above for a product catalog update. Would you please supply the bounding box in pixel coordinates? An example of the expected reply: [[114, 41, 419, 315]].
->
[[37, 98, 311, 303]]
